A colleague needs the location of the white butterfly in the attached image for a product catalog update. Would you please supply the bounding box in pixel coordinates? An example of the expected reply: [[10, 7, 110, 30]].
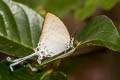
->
[[7, 13, 74, 71]]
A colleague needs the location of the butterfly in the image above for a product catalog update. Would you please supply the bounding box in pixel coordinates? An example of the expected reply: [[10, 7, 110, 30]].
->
[[7, 13, 74, 71]]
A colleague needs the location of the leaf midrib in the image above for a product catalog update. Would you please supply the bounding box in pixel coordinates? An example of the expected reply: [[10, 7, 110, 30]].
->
[[0, 34, 33, 54]]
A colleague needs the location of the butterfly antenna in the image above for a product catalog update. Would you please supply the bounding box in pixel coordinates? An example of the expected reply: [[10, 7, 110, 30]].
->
[[71, 18, 82, 38]]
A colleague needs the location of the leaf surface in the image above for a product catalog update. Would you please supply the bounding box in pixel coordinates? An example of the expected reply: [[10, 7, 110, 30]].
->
[[76, 16, 120, 51], [0, 0, 43, 57]]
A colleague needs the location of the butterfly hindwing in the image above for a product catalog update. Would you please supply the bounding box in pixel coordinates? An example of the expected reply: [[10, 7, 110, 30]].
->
[[39, 13, 71, 56]]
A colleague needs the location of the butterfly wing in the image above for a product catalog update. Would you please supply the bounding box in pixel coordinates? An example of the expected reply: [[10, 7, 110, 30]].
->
[[39, 13, 71, 57], [7, 13, 71, 71]]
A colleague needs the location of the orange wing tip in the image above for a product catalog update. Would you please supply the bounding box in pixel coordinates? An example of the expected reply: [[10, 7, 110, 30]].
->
[[46, 12, 56, 17], [45, 12, 60, 21]]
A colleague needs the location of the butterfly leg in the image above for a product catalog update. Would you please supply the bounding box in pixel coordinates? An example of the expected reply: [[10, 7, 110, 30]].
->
[[10, 63, 14, 71], [9, 59, 25, 71], [37, 58, 41, 64], [37, 53, 43, 64], [26, 64, 37, 72], [7, 57, 23, 63], [7, 53, 38, 71]]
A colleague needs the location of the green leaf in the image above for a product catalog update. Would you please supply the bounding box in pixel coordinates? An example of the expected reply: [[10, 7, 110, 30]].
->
[[75, 15, 120, 51], [98, 0, 118, 10], [0, 0, 43, 57], [0, 60, 43, 80]]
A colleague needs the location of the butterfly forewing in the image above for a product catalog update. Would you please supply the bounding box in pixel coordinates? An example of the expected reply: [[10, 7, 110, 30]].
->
[[39, 13, 71, 57]]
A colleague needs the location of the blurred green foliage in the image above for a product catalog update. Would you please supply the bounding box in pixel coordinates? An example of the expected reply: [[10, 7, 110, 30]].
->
[[13, 0, 120, 20], [98, 0, 118, 10]]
